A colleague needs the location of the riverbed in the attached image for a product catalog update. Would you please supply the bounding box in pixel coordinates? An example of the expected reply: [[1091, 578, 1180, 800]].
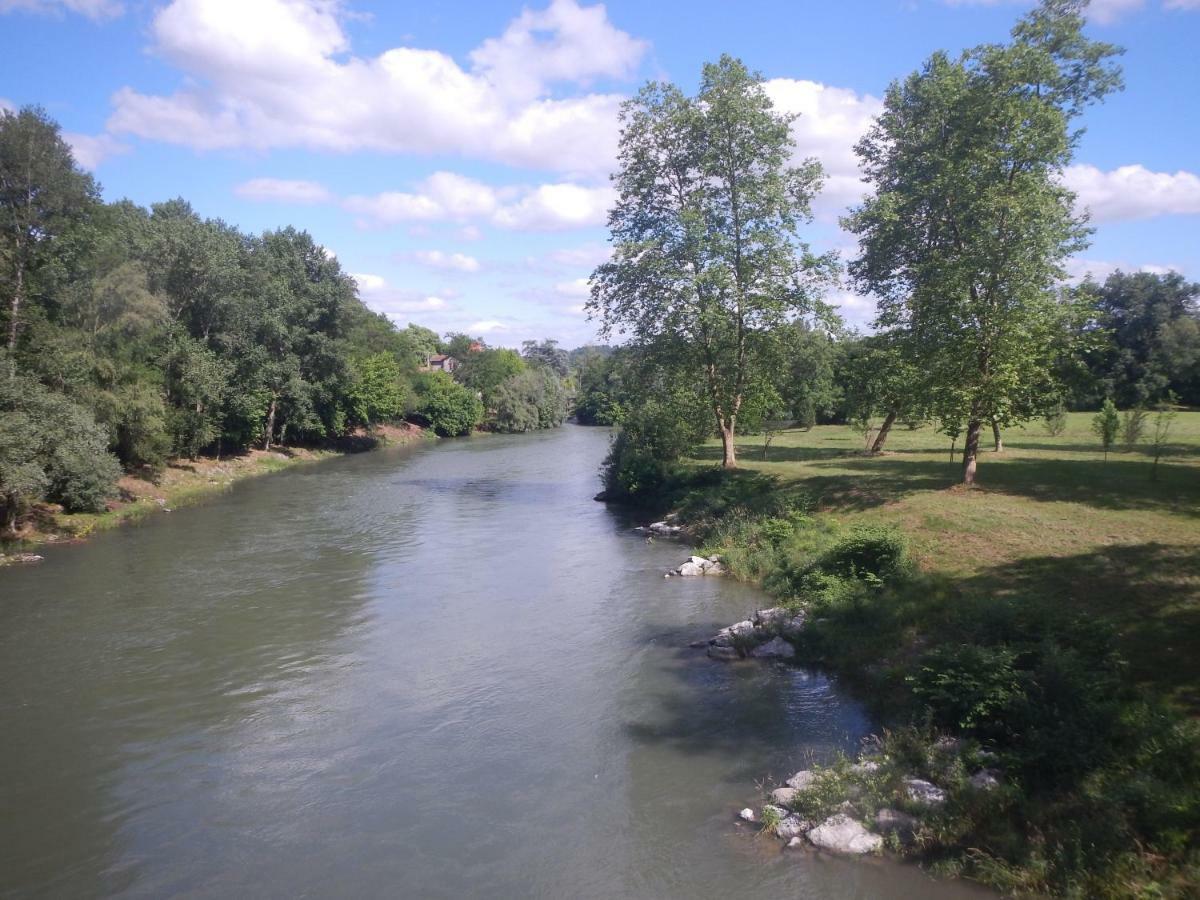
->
[[0, 425, 990, 898]]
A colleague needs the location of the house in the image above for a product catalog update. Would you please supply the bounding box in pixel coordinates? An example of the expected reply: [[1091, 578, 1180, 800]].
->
[[424, 353, 459, 374]]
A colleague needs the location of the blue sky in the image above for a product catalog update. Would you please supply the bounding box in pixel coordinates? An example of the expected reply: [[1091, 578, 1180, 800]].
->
[[1, 0, 1198, 348]]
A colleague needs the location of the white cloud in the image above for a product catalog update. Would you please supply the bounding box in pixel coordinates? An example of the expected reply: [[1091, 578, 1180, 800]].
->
[[0, 97, 16, 113], [1064, 164, 1200, 222], [1064, 257, 1180, 283], [64, 132, 129, 169], [554, 277, 590, 298], [764, 79, 883, 219], [544, 242, 611, 268], [234, 177, 332, 204], [106, 0, 644, 176], [0, 0, 123, 19], [344, 171, 612, 232], [469, 320, 508, 334], [351, 272, 451, 319], [410, 249, 481, 273]]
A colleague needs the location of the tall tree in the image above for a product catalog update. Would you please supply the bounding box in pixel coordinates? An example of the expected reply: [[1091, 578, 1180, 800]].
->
[[589, 55, 835, 469], [845, 0, 1122, 484], [0, 106, 99, 368]]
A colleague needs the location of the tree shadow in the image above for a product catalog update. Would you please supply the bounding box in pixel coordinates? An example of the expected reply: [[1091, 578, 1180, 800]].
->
[[955, 542, 1200, 711]]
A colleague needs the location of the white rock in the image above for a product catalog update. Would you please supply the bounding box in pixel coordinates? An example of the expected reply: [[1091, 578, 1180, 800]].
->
[[750, 636, 796, 659], [806, 814, 883, 855], [712, 620, 755, 647], [689, 555, 707, 565], [676, 561, 704, 576], [786, 836, 805, 848], [786, 770, 817, 791], [904, 778, 946, 806], [738, 807, 757, 823], [969, 769, 1001, 791]]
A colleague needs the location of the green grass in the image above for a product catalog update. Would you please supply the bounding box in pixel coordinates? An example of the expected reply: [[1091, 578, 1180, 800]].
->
[[690, 412, 1200, 711]]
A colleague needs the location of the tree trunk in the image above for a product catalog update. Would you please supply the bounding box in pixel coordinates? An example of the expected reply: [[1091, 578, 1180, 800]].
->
[[871, 409, 898, 453], [962, 419, 983, 485], [719, 421, 737, 469], [991, 419, 1003, 453], [7, 262, 24, 370], [263, 397, 277, 451]]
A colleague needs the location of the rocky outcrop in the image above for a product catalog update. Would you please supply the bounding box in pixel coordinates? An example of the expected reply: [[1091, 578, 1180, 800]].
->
[[0, 553, 43, 567], [697, 606, 805, 660], [668, 555, 726, 577], [904, 777, 947, 806], [807, 814, 883, 854], [786, 770, 817, 790], [636, 518, 685, 537]]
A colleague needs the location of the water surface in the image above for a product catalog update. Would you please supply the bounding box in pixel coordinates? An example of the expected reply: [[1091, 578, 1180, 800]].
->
[[0, 425, 989, 898]]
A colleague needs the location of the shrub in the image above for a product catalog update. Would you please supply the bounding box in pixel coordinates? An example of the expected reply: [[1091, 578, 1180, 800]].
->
[[909, 644, 1022, 733], [1043, 400, 1068, 437], [816, 525, 910, 582], [490, 369, 566, 432], [414, 372, 482, 437], [1120, 407, 1148, 448]]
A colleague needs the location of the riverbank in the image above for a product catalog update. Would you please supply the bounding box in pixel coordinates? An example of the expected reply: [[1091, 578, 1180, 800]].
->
[[616, 414, 1200, 898], [0, 422, 429, 562]]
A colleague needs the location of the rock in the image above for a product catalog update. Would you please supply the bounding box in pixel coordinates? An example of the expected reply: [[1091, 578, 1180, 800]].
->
[[688, 555, 707, 565], [904, 778, 947, 806], [969, 769, 1001, 791], [780, 613, 807, 640], [786, 836, 806, 848], [707, 555, 722, 563], [774, 815, 812, 840], [1, 553, 44, 566], [806, 814, 883, 855], [875, 808, 918, 843], [676, 561, 704, 576], [707, 645, 741, 661], [756, 607, 791, 630], [699, 558, 725, 575], [851, 760, 880, 775], [750, 636, 796, 659], [738, 807, 757, 823], [786, 770, 817, 791], [711, 620, 755, 647], [770, 787, 800, 805]]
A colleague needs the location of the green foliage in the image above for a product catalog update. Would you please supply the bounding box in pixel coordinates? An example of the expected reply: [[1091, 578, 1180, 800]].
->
[[520, 339, 569, 377], [574, 351, 624, 426], [414, 372, 482, 437], [489, 368, 567, 433], [817, 524, 910, 582], [347, 352, 409, 427], [1043, 399, 1069, 436], [1120, 406, 1148, 449], [909, 644, 1022, 732], [1093, 398, 1121, 460], [455, 347, 524, 406], [589, 55, 837, 468], [845, 1, 1122, 482]]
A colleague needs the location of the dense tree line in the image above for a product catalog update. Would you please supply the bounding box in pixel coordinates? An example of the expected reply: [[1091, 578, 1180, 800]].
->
[[0, 106, 571, 531]]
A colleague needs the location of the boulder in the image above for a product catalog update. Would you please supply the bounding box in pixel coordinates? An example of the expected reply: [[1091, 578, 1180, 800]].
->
[[699, 559, 725, 575], [904, 777, 946, 806], [676, 561, 704, 577], [750, 636, 796, 659], [707, 645, 741, 661], [774, 815, 812, 841], [786, 836, 806, 849], [786, 770, 817, 791], [770, 786, 800, 805], [874, 808, 918, 843], [806, 814, 883, 855], [738, 807, 757, 823], [711, 620, 755, 647], [969, 769, 1001, 791]]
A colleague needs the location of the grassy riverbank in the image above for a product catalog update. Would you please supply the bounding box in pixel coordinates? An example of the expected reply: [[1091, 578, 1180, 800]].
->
[[643, 413, 1200, 897], [1, 423, 428, 558]]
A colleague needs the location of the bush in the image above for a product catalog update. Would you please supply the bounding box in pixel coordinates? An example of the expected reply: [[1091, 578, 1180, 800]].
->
[[490, 368, 566, 432], [1043, 400, 1069, 437], [414, 372, 482, 437], [816, 525, 910, 582], [909, 644, 1022, 733]]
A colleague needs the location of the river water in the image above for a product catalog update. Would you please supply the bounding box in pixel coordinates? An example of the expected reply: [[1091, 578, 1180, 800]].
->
[[0, 425, 988, 899]]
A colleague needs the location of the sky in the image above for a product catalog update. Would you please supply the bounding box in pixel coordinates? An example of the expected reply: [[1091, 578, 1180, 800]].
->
[[1, 0, 1198, 349]]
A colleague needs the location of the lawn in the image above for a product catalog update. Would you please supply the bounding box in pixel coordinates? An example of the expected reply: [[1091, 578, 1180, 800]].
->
[[691, 412, 1200, 710]]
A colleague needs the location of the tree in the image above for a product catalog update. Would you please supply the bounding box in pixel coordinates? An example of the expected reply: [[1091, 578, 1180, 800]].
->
[[456, 347, 525, 406], [0, 106, 99, 368], [490, 369, 567, 433], [1149, 399, 1177, 482], [414, 372, 482, 437], [589, 55, 834, 469], [844, 0, 1122, 485], [521, 339, 569, 377], [1092, 398, 1119, 462], [840, 332, 924, 453], [347, 352, 408, 427]]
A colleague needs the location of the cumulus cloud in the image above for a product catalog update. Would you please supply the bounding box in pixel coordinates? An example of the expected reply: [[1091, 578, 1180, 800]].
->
[[0, 97, 16, 113], [1064, 257, 1180, 283], [344, 171, 613, 231], [469, 319, 508, 334], [764, 79, 883, 219], [106, 0, 645, 176], [554, 277, 590, 298], [0, 0, 123, 19], [351, 272, 451, 319], [543, 242, 611, 268], [234, 177, 332, 204], [409, 249, 481, 273], [62, 131, 129, 169], [1064, 164, 1200, 222]]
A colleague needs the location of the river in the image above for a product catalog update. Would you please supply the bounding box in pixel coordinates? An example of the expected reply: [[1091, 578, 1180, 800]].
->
[[0, 425, 989, 899]]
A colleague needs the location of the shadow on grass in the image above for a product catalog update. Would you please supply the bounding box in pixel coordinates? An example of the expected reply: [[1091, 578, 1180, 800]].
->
[[798, 454, 1200, 517], [955, 542, 1200, 711]]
